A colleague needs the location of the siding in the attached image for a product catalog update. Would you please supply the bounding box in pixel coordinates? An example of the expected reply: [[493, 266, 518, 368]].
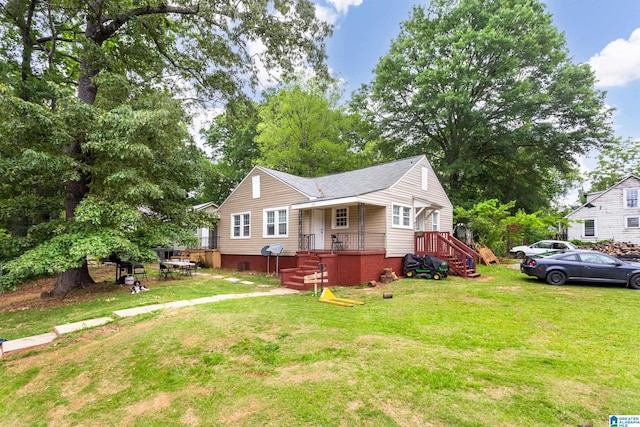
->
[[566, 176, 640, 244], [359, 158, 453, 257], [218, 168, 307, 256]]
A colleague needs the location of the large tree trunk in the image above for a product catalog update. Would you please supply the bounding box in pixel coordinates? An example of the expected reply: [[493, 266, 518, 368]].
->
[[49, 20, 101, 297], [46, 264, 95, 298]]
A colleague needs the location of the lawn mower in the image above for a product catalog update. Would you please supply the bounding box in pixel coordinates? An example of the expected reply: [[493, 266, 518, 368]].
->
[[402, 253, 449, 280]]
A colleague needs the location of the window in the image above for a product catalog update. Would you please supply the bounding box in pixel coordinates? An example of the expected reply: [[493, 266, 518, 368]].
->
[[624, 188, 638, 208], [431, 211, 440, 231], [626, 216, 640, 228], [580, 252, 618, 265], [264, 207, 288, 237], [252, 175, 260, 199], [332, 207, 349, 229], [583, 219, 595, 237], [232, 213, 250, 238], [392, 203, 412, 228]]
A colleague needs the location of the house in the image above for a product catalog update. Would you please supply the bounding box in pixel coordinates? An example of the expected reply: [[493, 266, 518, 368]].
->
[[565, 174, 640, 244], [217, 155, 479, 288], [192, 201, 219, 249]]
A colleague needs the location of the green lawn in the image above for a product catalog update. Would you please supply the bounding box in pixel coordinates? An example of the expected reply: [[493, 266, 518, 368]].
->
[[1, 264, 639, 426]]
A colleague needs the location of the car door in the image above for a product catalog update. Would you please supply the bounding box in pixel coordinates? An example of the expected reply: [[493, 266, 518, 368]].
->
[[578, 253, 628, 283], [553, 253, 583, 279]]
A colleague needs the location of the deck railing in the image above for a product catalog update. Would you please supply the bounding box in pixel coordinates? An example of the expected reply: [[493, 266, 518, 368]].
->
[[415, 231, 480, 277]]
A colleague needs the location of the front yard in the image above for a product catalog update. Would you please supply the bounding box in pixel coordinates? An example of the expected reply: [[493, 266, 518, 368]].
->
[[1, 263, 638, 426]]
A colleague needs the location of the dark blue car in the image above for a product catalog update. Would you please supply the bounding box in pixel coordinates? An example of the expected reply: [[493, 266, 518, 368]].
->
[[520, 250, 640, 288]]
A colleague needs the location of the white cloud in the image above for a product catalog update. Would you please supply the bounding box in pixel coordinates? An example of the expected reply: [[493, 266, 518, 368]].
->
[[315, 4, 339, 25], [589, 28, 640, 88], [326, 0, 363, 14]]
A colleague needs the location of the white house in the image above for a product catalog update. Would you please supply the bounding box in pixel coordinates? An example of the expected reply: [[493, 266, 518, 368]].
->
[[565, 174, 640, 244]]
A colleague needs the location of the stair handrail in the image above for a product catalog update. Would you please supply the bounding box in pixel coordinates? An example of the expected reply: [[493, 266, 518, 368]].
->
[[416, 232, 480, 278]]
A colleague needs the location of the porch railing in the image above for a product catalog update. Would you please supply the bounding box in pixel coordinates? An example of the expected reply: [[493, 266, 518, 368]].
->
[[298, 232, 385, 251]]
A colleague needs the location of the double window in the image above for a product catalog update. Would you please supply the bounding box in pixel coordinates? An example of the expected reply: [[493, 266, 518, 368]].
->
[[392, 203, 412, 229], [232, 212, 251, 238], [264, 207, 288, 237]]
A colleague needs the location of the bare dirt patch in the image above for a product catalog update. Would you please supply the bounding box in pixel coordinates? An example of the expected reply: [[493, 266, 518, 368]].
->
[[0, 265, 159, 313]]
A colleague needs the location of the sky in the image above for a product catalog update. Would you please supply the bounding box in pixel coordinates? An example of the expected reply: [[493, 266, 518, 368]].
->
[[316, 0, 640, 175]]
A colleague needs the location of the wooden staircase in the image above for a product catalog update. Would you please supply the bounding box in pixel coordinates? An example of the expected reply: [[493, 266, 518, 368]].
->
[[416, 232, 481, 278], [281, 254, 325, 291]]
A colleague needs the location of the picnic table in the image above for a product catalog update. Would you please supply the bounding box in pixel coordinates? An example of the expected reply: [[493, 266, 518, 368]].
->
[[162, 260, 196, 276]]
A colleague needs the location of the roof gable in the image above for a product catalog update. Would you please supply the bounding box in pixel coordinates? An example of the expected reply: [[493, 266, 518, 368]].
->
[[260, 155, 426, 201], [566, 174, 640, 218]]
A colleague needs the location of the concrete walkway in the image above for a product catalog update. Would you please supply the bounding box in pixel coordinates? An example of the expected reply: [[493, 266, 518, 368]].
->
[[0, 282, 299, 359]]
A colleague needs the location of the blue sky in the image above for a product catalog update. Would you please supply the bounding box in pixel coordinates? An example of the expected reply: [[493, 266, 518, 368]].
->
[[317, 0, 640, 172]]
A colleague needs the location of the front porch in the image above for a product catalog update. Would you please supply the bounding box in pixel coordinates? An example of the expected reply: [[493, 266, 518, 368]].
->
[[281, 231, 481, 290]]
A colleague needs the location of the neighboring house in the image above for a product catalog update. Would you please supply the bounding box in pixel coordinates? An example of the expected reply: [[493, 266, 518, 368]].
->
[[566, 174, 640, 244], [192, 201, 219, 249], [217, 155, 478, 288]]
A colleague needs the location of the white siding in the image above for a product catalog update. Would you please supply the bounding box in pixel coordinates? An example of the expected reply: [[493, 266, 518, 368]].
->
[[566, 176, 640, 244]]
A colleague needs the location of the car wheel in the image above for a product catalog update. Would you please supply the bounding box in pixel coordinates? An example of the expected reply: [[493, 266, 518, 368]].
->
[[406, 270, 413, 278], [546, 270, 566, 286], [433, 273, 441, 280], [629, 274, 640, 289], [516, 251, 525, 259]]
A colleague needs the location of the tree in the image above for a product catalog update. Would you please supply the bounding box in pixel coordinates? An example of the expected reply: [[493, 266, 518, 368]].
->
[[454, 199, 567, 255], [255, 79, 373, 177], [200, 99, 262, 204], [587, 138, 640, 192], [353, 0, 613, 212], [0, 0, 331, 295]]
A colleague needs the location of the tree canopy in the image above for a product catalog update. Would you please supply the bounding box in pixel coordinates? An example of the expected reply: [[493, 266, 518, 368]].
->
[[255, 79, 373, 177], [352, 0, 613, 212], [587, 138, 640, 192], [0, 0, 331, 294]]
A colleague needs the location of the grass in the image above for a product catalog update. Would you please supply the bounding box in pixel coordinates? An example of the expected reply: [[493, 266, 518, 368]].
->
[[1, 263, 639, 426]]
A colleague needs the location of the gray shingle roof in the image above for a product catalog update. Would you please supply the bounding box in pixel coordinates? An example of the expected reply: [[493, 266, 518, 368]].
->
[[260, 155, 425, 201]]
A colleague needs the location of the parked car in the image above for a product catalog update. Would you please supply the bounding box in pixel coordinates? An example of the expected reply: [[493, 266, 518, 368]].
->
[[509, 240, 578, 258], [520, 250, 640, 288]]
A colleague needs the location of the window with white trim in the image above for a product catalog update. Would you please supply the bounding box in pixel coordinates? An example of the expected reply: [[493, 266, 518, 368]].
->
[[232, 212, 250, 238], [431, 211, 440, 231], [264, 207, 288, 237], [624, 188, 638, 208], [583, 219, 595, 237], [392, 203, 412, 228], [626, 216, 640, 228], [332, 207, 349, 229]]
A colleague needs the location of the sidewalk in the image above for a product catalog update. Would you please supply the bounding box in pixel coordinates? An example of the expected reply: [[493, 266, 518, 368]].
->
[[0, 278, 299, 359]]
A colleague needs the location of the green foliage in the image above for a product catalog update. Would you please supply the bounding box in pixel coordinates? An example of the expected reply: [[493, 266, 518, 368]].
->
[[455, 199, 566, 255], [587, 137, 640, 191], [0, 0, 330, 290], [201, 100, 262, 203], [255, 79, 374, 177], [354, 0, 613, 212]]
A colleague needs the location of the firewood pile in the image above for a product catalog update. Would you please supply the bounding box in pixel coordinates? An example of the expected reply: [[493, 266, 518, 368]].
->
[[585, 241, 640, 259]]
